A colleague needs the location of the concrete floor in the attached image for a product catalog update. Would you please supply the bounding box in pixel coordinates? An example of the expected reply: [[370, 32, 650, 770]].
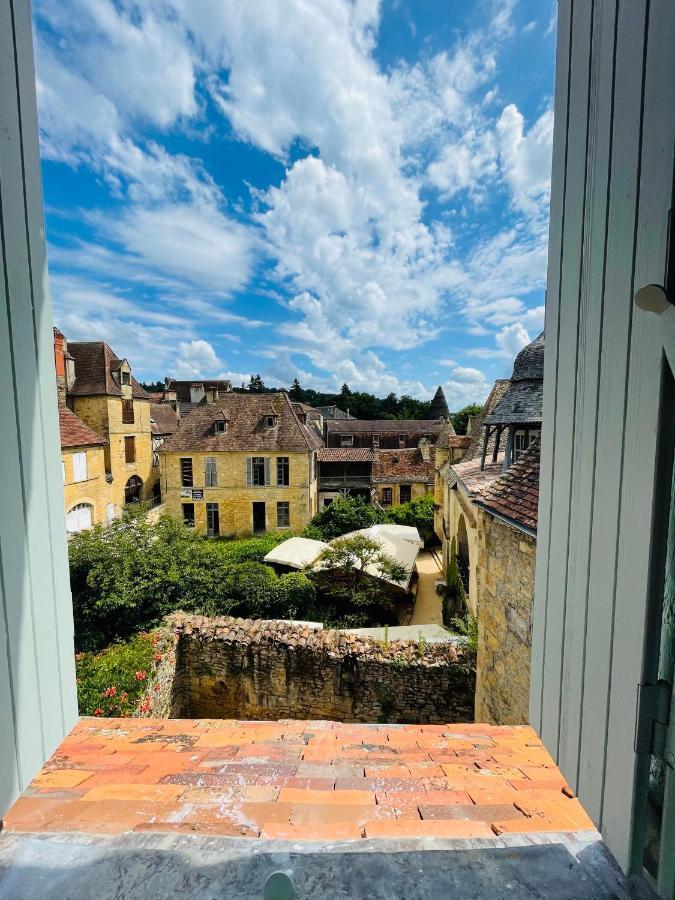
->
[[0, 831, 653, 899], [410, 551, 444, 626]]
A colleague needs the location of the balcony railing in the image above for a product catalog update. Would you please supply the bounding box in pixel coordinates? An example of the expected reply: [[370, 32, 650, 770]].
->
[[319, 475, 372, 489]]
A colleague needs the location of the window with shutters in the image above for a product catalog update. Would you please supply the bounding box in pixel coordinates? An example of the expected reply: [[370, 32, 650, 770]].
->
[[206, 502, 220, 537], [277, 456, 289, 486], [382, 487, 393, 506], [205, 457, 217, 487], [66, 503, 93, 533], [276, 501, 290, 528], [121, 399, 134, 423], [180, 457, 193, 487], [124, 436, 136, 464], [247, 456, 268, 486], [72, 451, 87, 482]]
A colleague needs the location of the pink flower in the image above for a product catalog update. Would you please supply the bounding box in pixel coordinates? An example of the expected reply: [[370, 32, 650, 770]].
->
[[153, 654, 163, 663], [134, 670, 148, 681], [153, 683, 160, 692], [102, 686, 117, 698], [93, 708, 104, 717]]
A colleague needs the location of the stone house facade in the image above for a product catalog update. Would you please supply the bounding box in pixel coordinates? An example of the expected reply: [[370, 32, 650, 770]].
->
[[58, 406, 110, 532], [159, 392, 322, 536]]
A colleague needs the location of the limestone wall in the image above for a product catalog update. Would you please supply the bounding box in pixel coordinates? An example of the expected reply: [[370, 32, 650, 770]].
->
[[143, 614, 475, 724], [474, 510, 535, 725], [62, 444, 110, 528]]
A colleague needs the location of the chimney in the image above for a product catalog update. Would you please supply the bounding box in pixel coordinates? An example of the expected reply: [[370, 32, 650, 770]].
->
[[466, 415, 478, 438], [53, 328, 67, 407], [418, 437, 431, 462]]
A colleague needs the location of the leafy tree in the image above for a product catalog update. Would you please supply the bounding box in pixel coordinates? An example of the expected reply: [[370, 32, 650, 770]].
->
[[248, 374, 266, 392], [289, 377, 305, 401], [139, 380, 164, 393], [452, 403, 483, 435], [443, 537, 467, 625], [309, 534, 408, 616], [302, 496, 385, 540], [340, 383, 352, 397], [386, 494, 435, 542]]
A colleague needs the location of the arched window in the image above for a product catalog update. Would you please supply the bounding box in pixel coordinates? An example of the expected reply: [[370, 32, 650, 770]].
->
[[457, 515, 470, 594], [66, 503, 93, 533], [125, 475, 143, 504]]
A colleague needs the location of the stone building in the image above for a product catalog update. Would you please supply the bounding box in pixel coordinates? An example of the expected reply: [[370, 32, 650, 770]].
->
[[436, 334, 544, 725], [159, 391, 322, 536], [55, 335, 155, 514], [372, 441, 436, 508], [58, 405, 110, 533], [325, 418, 442, 450]]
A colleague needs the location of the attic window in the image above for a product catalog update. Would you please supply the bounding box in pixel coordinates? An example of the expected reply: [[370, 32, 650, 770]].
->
[[372, 435, 380, 448], [121, 371, 131, 386], [264, 415, 277, 429], [298, 412, 307, 424], [340, 434, 354, 447], [214, 420, 227, 434]]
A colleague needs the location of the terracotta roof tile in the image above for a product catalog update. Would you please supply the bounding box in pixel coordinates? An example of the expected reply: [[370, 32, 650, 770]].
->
[[450, 457, 504, 496], [476, 438, 540, 532], [150, 402, 180, 436], [317, 448, 375, 462], [68, 342, 149, 399], [372, 448, 435, 483], [58, 406, 106, 448], [159, 392, 322, 454]]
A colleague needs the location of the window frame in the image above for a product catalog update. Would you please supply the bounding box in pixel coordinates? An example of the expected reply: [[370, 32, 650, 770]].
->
[[205, 457, 218, 487], [249, 456, 267, 486], [180, 457, 193, 487], [264, 415, 277, 429], [340, 433, 354, 447], [121, 371, 131, 386], [206, 502, 220, 537], [182, 502, 195, 528], [382, 487, 393, 506], [276, 501, 290, 528], [277, 456, 290, 486], [124, 435, 136, 464], [399, 484, 412, 504], [121, 399, 134, 424], [213, 419, 227, 434]]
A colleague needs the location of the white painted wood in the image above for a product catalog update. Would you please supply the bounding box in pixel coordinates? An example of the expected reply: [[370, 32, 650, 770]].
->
[[0, 0, 77, 816]]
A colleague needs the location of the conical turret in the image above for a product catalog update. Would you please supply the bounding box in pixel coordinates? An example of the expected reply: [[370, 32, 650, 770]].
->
[[430, 385, 450, 420]]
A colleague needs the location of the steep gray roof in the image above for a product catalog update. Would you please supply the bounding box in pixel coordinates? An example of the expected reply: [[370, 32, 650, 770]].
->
[[484, 332, 544, 426], [429, 385, 450, 420]]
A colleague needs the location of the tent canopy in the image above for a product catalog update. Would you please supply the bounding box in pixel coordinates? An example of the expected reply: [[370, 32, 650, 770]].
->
[[355, 523, 423, 549], [264, 536, 329, 570]]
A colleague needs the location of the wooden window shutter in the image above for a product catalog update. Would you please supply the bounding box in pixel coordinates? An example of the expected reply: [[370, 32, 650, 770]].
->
[[246, 457, 253, 486], [264, 457, 270, 485]]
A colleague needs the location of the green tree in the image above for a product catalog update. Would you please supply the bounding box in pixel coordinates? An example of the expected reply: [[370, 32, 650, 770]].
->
[[452, 403, 483, 435], [303, 495, 385, 540], [443, 537, 467, 625], [386, 494, 435, 542], [248, 374, 266, 392], [289, 377, 305, 401], [340, 383, 352, 397], [309, 534, 408, 614]]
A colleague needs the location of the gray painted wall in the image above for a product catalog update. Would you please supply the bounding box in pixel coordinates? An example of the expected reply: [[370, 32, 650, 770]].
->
[[0, 0, 78, 816], [531, 0, 675, 874]]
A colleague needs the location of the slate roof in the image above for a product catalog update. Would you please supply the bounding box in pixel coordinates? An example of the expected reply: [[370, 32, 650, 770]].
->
[[317, 448, 375, 463], [150, 402, 180, 436], [372, 448, 435, 484], [461, 380, 510, 461], [484, 332, 544, 426], [327, 419, 443, 436], [158, 392, 322, 454], [435, 418, 457, 448], [58, 406, 106, 449], [67, 342, 149, 399], [429, 385, 450, 420], [164, 379, 232, 402], [476, 438, 540, 533], [317, 405, 353, 420]]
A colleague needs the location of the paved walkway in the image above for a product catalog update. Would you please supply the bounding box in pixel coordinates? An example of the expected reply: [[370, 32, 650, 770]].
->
[[410, 550, 444, 626], [3, 718, 594, 841]]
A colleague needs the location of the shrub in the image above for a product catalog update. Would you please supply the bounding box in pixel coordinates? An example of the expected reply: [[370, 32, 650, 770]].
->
[[386, 494, 435, 542], [443, 537, 467, 626], [75, 632, 157, 716], [451, 611, 478, 661], [217, 532, 290, 564], [303, 496, 385, 540]]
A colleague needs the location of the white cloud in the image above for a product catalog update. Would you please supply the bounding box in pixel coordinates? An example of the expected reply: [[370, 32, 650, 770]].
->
[[468, 322, 532, 359], [497, 104, 554, 214], [174, 340, 223, 379], [442, 364, 491, 410]]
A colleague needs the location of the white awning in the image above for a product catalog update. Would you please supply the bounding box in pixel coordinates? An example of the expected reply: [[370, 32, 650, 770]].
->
[[356, 523, 424, 549], [264, 536, 329, 570], [326, 528, 420, 590]]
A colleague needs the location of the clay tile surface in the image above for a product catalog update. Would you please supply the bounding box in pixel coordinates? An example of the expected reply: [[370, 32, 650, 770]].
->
[[449, 457, 505, 498], [58, 406, 106, 448], [150, 402, 180, 436], [68, 342, 149, 400], [317, 448, 375, 463], [372, 448, 435, 484], [476, 438, 540, 532], [159, 392, 322, 454]]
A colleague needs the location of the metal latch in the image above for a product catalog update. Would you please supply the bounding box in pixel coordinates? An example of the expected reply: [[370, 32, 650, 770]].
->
[[635, 679, 672, 757]]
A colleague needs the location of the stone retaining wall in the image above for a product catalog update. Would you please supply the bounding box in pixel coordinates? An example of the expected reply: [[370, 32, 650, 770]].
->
[[142, 614, 475, 724]]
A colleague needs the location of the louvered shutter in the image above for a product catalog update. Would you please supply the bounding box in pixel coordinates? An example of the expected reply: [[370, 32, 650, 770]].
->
[[246, 457, 253, 486], [72, 452, 87, 482], [264, 457, 270, 486]]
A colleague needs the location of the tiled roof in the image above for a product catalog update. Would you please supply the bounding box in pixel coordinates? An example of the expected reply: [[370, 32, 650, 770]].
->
[[462, 380, 510, 461], [429, 385, 450, 419], [327, 419, 443, 435], [150, 402, 180, 436], [165, 379, 232, 402], [58, 406, 106, 448], [434, 418, 457, 448], [484, 333, 544, 426], [317, 405, 353, 419], [372, 448, 435, 484], [447, 435, 471, 449], [450, 457, 505, 498], [317, 448, 375, 462], [476, 438, 540, 532], [68, 342, 149, 399], [158, 392, 322, 454]]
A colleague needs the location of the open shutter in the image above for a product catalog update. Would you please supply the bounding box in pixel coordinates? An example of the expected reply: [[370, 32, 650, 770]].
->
[[72, 452, 87, 482], [246, 457, 253, 486], [264, 457, 270, 486]]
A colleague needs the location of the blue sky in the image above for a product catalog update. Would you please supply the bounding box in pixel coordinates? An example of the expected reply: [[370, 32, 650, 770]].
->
[[34, 0, 556, 408]]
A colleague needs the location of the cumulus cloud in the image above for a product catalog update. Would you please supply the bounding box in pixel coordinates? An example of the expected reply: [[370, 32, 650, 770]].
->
[[174, 340, 223, 378]]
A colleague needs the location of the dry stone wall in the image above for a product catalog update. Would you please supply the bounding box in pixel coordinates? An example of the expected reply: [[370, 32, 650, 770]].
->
[[474, 510, 535, 725], [143, 614, 475, 724]]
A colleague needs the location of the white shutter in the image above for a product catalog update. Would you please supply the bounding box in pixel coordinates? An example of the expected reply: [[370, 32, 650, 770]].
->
[[72, 452, 87, 482], [246, 457, 253, 486], [66, 504, 92, 533]]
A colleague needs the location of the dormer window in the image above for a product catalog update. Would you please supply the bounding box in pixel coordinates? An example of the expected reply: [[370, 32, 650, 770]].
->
[[298, 412, 307, 424], [264, 415, 277, 429], [121, 371, 131, 386], [213, 419, 227, 434], [340, 434, 354, 447]]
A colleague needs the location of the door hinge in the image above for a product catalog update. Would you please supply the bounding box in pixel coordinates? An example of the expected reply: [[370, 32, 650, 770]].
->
[[635, 679, 672, 757]]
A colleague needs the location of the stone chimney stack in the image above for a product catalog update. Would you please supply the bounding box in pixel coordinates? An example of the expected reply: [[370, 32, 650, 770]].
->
[[418, 437, 431, 462]]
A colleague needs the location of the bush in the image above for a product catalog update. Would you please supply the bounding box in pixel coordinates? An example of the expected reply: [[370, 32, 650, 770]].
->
[[75, 632, 157, 716], [302, 496, 385, 540], [443, 537, 467, 626], [386, 494, 435, 542], [217, 532, 290, 563]]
